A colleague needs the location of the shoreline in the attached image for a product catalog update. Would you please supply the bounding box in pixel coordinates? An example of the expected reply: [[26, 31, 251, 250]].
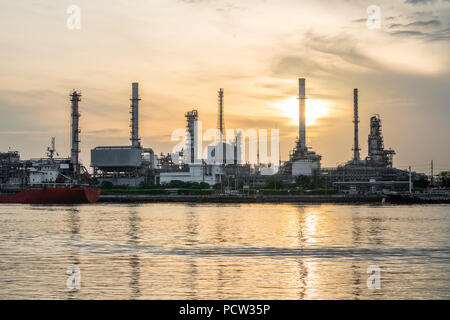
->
[[99, 194, 382, 204], [98, 194, 449, 204], [98, 194, 450, 204]]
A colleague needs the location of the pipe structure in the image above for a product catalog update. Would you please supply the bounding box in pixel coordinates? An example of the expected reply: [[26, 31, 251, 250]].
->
[[70, 90, 81, 177], [298, 78, 306, 151], [130, 82, 141, 148], [353, 88, 360, 162]]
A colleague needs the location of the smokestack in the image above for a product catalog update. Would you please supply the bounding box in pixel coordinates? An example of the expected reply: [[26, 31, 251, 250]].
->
[[70, 90, 81, 177], [217, 88, 226, 164], [353, 88, 360, 162], [130, 82, 141, 148], [298, 78, 306, 151], [218, 88, 224, 136]]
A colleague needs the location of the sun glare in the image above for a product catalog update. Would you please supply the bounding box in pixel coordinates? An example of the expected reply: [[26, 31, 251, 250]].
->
[[273, 97, 330, 126]]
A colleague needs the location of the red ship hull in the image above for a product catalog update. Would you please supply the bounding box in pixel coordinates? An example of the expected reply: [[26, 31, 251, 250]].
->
[[0, 187, 101, 204]]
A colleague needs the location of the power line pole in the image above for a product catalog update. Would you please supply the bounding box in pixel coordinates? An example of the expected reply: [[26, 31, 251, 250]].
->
[[431, 160, 434, 186]]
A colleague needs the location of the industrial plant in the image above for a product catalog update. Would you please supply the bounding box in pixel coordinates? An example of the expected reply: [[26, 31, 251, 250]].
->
[[1, 77, 440, 200], [320, 88, 414, 193], [91, 83, 156, 187], [1, 90, 89, 188], [86, 78, 427, 193], [0, 91, 101, 204]]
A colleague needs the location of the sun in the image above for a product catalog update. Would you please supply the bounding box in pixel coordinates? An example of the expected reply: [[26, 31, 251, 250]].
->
[[272, 97, 330, 126]]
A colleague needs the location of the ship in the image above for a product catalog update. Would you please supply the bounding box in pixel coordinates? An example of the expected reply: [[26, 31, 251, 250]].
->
[[0, 91, 101, 204], [0, 187, 101, 204], [0, 142, 101, 204]]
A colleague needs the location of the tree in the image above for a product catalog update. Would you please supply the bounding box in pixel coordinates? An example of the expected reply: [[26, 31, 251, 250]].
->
[[199, 182, 210, 189], [294, 175, 313, 189], [264, 177, 284, 189], [438, 171, 450, 188], [139, 182, 162, 189], [414, 176, 429, 189], [167, 180, 186, 188]]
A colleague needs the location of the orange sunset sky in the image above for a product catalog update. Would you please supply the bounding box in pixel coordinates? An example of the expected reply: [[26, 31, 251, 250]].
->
[[0, 0, 449, 173]]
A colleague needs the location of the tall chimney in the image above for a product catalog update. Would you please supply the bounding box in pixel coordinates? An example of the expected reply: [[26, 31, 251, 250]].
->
[[217, 88, 226, 164], [70, 90, 81, 177], [130, 82, 141, 148], [218, 88, 224, 136], [298, 78, 306, 151], [353, 88, 360, 162]]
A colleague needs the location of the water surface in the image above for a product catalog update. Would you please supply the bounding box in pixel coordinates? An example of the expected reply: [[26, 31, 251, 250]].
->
[[0, 203, 449, 299]]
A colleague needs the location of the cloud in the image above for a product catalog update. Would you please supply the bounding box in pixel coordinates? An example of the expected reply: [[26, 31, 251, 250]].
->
[[405, 0, 437, 4], [390, 30, 426, 36], [408, 11, 439, 19], [272, 55, 325, 79], [178, 0, 209, 3], [390, 19, 441, 28], [177, 0, 245, 12], [406, 19, 441, 27], [386, 16, 449, 41], [301, 32, 384, 72], [389, 23, 405, 28], [388, 27, 450, 41], [85, 128, 122, 135], [1, 0, 449, 167]]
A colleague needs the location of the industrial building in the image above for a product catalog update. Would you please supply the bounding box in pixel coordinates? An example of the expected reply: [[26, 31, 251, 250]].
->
[[159, 162, 223, 185], [159, 88, 234, 186], [322, 88, 415, 193], [1, 77, 433, 195], [86, 78, 428, 193], [90, 80, 322, 188], [289, 78, 322, 177], [159, 108, 224, 186], [276, 78, 322, 183], [271, 82, 420, 193], [1, 90, 93, 189], [91, 83, 156, 187], [0, 151, 23, 185]]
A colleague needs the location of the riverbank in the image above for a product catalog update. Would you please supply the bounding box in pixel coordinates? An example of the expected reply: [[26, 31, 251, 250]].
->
[[98, 193, 450, 204], [99, 194, 384, 204]]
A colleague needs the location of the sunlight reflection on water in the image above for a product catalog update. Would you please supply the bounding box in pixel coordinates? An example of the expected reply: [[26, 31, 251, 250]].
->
[[0, 203, 449, 299]]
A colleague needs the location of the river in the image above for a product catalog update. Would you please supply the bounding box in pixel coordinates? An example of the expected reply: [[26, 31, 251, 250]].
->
[[0, 203, 449, 299]]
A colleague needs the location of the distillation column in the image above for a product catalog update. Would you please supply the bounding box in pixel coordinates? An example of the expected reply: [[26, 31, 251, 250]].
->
[[353, 88, 360, 162], [70, 90, 81, 177], [185, 110, 199, 164]]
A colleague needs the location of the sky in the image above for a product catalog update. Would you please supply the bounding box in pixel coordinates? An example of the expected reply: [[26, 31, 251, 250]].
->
[[0, 0, 449, 173]]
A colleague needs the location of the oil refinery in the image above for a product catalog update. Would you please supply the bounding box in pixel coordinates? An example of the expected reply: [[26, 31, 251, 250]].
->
[[0, 91, 100, 204], [1, 77, 442, 201], [86, 77, 429, 193]]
